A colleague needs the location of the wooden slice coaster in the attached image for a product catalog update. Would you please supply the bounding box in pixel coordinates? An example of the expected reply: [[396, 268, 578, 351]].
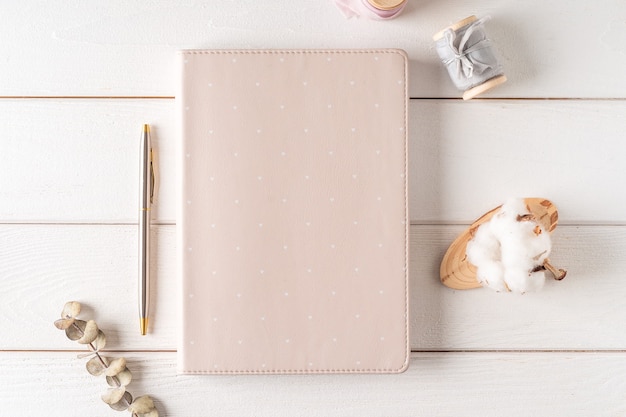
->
[[439, 198, 559, 290]]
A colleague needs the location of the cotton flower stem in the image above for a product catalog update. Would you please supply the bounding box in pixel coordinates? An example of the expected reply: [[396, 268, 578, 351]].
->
[[516, 214, 534, 222], [543, 258, 567, 280]]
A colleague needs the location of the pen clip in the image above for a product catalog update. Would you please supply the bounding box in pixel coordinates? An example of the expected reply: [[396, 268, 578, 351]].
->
[[149, 149, 156, 205]]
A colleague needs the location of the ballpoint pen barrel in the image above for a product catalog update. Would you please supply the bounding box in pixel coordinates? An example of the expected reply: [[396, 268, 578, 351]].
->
[[139, 124, 152, 335]]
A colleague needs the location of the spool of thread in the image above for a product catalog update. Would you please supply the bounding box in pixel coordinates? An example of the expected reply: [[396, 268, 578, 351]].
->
[[363, 0, 407, 19], [334, 0, 406, 20], [433, 16, 507, 100]]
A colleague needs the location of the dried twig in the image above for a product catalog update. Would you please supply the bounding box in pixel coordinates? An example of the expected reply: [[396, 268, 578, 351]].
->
[[54, 301, 159, 417]]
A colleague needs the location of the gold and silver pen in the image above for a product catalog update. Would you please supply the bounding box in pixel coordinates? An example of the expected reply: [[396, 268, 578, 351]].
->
[[139, 124, 155, 335]]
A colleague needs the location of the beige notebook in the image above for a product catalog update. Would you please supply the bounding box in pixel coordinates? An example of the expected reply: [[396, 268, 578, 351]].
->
[[177, 49, 409, 374]]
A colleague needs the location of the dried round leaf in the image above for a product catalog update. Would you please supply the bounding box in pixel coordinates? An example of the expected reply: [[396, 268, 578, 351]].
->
[[101, 387, 126, 405], [61, 301, 81, 318], [88, 330, 106, 351], [86, 356, 108, 376], [54, 317, 75, 330], [77, 351, 98, 360], [106, 367, 132, 387], [105, 375, 117, 387], [138, 409, 159, 417], [65, 319, 87, 341], [104, 357, 127, 377], [77, 320, 99, 344], [128, 395, 155, 414], [109, 391, 133, 411]]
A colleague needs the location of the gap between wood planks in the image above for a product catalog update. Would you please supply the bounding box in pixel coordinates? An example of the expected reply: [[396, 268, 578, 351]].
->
[[0, 96, 174, 99], [2, 349, 626, 354], [0, 96, 625, 101], [3, 222, 626, 227]]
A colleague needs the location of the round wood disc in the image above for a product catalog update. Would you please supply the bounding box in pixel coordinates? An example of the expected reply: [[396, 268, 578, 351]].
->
[[439, 198, 559, 290], [367, 0, 406, 11], [433, 15, 477, 41], [463, 75, 507, 100]]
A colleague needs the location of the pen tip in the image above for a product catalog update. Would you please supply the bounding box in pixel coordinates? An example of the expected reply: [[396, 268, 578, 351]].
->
[[143, 124, 150, 133], [140, 318, 149, 335]]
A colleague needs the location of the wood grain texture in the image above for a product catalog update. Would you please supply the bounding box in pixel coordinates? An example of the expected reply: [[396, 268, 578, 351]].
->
[[2, 351, 625, 416], [3, 224, 625, 351], [0, 99, 176, 223], [410, 224, 626, 350], [408, 100, 626, 224], [1, 99, 625, 224], [0, 1, 624, 97], [2, 1, 625, 415]]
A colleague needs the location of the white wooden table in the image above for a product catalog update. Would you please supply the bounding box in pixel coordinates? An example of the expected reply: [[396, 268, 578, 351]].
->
[[2, 1, 625, 415]]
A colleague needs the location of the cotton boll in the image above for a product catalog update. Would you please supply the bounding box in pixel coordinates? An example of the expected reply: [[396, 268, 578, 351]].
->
[[523, 226, 552, 263], [490, 198, 531, 240], [500, 231, 547, 273], [466, 223, 500, 265], [466, 222, 507, 291], [504, 268, 546, 293], [503, 267, 545, 292], [526, 270, 547, 292], [501, 268, 528, 293], [500, 219, 551, 271], [499, 232, 536, 267], [465, 198, 553, 293], [475, 261, 506, 292]]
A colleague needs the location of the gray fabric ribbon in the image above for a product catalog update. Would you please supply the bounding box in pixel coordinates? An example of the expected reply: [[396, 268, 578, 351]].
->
[[441, 17, 494, 81]]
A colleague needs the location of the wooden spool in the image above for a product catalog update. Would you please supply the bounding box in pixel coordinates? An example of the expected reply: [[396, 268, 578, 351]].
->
[[367, 0, 406, 10], [432, 15, 479, 43], [439, 198, 559, 290], [433, 15, 507, 100]]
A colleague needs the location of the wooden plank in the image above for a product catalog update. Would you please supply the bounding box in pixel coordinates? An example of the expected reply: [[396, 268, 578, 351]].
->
[[1, 351, 624, 416], [0, 99, 176, 223], [0, 224, 176, 351], [2, 224, 625, 351], [409, 99, 626, 223], [1, 99, 625, 224], [410, 224, 626, 350], [2, 4, 623, 417], [0, 1, 625, 98]]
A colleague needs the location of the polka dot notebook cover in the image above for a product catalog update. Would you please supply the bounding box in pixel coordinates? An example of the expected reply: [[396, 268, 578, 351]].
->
[[178, 50, 409, 374]]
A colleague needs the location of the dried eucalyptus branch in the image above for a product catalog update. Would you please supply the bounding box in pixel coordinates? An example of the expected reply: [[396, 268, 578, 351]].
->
[[54, 301, 159, 417]]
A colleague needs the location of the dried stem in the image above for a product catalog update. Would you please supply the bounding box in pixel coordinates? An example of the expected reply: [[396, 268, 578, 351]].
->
[[70, 320, 138, 417], [516, 214, 534, 222], [70, 320, 108, 369], [543, 258, 567, 280]]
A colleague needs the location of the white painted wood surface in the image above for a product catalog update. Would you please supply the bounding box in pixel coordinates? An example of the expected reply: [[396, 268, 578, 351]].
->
[[3, 351, 625, 417], [1, 1, 625, 98], [2, 100, 624, 224], [2, 1, 625, 415]]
